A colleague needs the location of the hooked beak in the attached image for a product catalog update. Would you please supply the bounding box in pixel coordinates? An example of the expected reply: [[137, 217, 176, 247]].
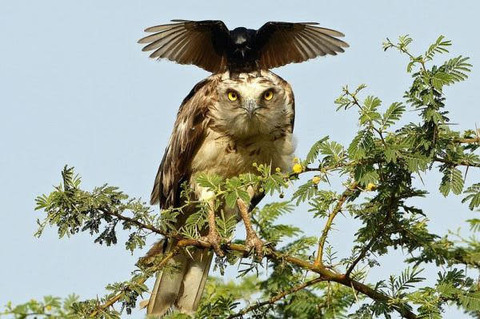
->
[[243, 99, 259, 118]]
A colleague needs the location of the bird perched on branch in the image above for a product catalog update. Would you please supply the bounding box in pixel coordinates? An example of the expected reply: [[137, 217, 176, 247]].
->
[[138, 19, 348, 73], [145, 70, 295, 316]]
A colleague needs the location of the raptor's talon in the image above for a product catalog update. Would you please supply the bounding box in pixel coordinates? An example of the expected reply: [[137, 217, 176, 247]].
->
[[200, 231, 224, 257], [245, 233, 264, 259]]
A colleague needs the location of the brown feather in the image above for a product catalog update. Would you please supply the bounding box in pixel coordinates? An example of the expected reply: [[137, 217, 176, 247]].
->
[[139, 20, 228, 73], [257, 22, 349, 70], [150, 78, 214, 206], [140, 20, 347, 73], [148, 70, 295, 316]]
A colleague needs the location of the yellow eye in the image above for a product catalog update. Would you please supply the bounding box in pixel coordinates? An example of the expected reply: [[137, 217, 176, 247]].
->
[[263, 90, 274, 101], [227, 91, 238, 101]]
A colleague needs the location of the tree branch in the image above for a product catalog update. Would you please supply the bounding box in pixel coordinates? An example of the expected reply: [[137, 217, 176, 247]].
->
[[454, 137, 480, 144], [345, 205, 394, 277], [78, 186, 420, 318], [345, 220, 391, 277], [264, 247, 417, 319], [87, 229, 417, 319], [100, 208, 165, 236], [89, 244, 181, 317], [315, 182, 357, 266], [433, 156, 480, 168]]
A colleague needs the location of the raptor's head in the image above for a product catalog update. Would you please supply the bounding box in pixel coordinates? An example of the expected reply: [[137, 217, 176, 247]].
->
[[209, 70, 295, 140]]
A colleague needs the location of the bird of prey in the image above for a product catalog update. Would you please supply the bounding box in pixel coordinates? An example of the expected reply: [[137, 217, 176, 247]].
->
[[138, 19, 348, 73], [145, 70, 295, 316]]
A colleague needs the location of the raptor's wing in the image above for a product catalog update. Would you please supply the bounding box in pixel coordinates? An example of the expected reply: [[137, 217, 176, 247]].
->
[[255, 22, 349, 70], [150, 78, 213, 207], [139, 20, 230, 73]]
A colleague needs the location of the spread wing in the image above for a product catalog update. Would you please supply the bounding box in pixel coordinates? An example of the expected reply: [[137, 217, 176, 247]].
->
[[138, 19, 230, 73], [255, 22, 349, 70], [150, 78, 213, 207]]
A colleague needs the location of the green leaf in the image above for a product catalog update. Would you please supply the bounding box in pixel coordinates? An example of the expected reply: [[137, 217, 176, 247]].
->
[[459, 292, 480, 311], [348, 129, 374, 160], [466, 219, 480, 232], [398, 35, 413, 49], [195, 173, 224, 190], [389, 267, 425, 298], [439, 166, 464, 196], [292, 181, 318, 205], [381, 102, 405, 129], [442, 56, 472, 84], [319, 140, 345, 163], [353, 164, 379, 186], [225, 191, 238, 208], [305, 136, 329, 164], [425, 35, 451, 61], [402, 152, 429, 173], [257, 202, 294, 225], [462, 183, 480, 210], [359, 96, 382, 126]]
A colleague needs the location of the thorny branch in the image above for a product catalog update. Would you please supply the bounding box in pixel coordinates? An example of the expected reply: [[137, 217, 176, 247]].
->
[[455, 137, 480, 144], [345, 201, 395, 276], [100, 208, 164, 236], [346, 233, 380, 277], [89, 244, 181, 317], [91, 208, 418, 319], [433, 156, 480, 168], [315, 182, 358, 267]]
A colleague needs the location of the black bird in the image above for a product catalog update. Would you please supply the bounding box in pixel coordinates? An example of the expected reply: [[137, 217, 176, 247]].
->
[[138, 19, 349, 73]]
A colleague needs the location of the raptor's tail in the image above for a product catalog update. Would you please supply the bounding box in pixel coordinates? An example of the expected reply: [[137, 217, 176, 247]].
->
[[146, 241, 213, 317]]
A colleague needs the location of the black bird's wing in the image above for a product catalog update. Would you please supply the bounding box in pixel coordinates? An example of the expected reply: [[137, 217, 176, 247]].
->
[[138, 20, 230, 73], [254, 22, 349, 70]]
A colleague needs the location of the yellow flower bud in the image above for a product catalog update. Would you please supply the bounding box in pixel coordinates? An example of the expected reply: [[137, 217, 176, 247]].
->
[[366, 183, 377, 191], [292, 163, 303, 174], [312, 176, 321, 185]]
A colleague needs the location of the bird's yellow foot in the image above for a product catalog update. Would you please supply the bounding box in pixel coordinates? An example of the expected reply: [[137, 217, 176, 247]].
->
[[200, 231, 224, 257], [245, 232, 264, 259]]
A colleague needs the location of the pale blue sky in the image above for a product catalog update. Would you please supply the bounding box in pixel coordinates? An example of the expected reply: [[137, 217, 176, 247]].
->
[[1, 1, 479, 318]]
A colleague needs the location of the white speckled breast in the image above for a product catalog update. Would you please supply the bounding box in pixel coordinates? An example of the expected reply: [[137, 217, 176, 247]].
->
[[191, 128, 294, 178]]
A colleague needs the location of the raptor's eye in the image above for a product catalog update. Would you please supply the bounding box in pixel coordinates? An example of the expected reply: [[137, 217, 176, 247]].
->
[[227, 91, 238, 101], [263, 90, 274, 101]]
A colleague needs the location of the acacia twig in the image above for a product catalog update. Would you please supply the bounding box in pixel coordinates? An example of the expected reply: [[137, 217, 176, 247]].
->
[[100, 208, 165, 236], [89, 244, 181, 317], [345, 197, 396, 277], [433, 157, 480, 168], [315, 182, 357, 266], [90, 235, 418, 318], [454, 137, 480, 144], [345, 215, 390, 277], [93, 202, 418, 319]]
